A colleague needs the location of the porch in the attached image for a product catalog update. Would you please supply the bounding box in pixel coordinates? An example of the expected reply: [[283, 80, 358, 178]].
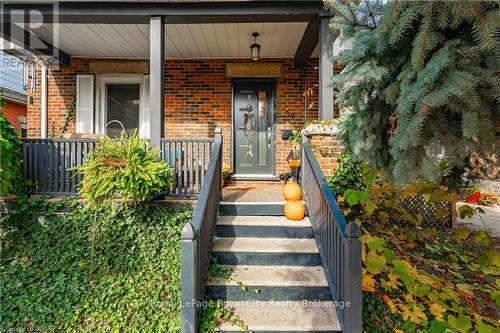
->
[[2, 0, 340, 184]]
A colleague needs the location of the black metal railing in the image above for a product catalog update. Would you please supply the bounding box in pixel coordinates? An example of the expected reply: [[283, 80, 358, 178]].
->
[[302, 136, 362, 333], [21, 137, 214, 196], [180, 128, 222, 332]]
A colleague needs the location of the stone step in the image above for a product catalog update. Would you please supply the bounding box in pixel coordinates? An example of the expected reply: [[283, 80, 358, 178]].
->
[[213, 237, 319, 254], [217, 300, 342, 332], [207, 265, 328, 287]]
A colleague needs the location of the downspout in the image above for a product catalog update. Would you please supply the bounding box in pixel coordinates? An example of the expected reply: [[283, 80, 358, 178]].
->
[[41, 64, 48, 138], [303, 66, 307, 123]]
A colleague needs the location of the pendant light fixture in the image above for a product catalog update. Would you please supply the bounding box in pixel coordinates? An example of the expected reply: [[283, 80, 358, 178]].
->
[[250, 32, 260, 61]]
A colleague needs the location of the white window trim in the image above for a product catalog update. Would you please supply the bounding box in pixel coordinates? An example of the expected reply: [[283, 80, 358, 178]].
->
[[76, 74, 95, 134], [95, 74, 149, 137]]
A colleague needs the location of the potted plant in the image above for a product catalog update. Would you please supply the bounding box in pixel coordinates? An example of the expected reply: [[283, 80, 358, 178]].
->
[[221, 163, 232, 188], [72, 130, 173, 206]]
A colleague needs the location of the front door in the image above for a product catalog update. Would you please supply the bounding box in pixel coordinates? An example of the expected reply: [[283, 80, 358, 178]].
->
[[233, 80, 275, 175]]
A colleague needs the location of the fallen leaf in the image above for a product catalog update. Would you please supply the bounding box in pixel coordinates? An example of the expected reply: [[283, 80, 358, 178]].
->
[[429, 303, 446, 322]]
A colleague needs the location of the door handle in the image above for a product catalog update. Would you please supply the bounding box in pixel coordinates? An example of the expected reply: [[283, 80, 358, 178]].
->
[[267, 127, 272, 147]]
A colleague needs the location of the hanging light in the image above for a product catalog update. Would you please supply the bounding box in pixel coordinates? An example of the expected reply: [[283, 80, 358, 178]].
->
[[250, 32, 260, 61]]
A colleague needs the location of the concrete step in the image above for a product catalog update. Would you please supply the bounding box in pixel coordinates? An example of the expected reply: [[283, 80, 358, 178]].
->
[[213, 237, 319, 254], [212, 237, 321, 266], [207, 265, 328, 287], [213, 251, 322, 266], [217, 300, 342, 332], [217, 215, 311, 227], [215, 216, 313, 239], [206, 284, 332, 302], [220, 202, 285, 216]]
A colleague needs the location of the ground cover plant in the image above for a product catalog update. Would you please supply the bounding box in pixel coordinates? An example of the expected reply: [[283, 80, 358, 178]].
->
[[0, 198, 192, 332], [330, 157, 499, 332]]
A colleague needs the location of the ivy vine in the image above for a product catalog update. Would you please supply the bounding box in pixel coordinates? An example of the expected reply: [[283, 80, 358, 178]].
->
[[48, 93, 76, 138]]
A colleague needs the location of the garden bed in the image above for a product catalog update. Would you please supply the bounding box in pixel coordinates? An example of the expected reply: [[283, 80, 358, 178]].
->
[[0, 198, 192, 332]]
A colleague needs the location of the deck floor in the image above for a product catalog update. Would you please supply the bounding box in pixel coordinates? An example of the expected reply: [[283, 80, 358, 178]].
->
[[222, 188, 284, 203]]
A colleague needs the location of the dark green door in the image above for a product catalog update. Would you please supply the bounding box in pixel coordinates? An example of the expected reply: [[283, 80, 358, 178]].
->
[[233, 80, 275, 175]]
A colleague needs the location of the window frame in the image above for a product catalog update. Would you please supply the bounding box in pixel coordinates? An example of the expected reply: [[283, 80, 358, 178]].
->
[[96, 74, 148, 137]]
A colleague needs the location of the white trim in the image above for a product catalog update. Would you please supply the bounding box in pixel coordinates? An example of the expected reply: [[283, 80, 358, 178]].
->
[[95, 74, 146, 136], [41, 65, 47, 138], [76, 74, 95, 134], [140, 75, 150, 138]]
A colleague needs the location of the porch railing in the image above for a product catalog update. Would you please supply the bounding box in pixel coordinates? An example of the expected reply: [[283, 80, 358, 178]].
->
[[160, 138, 215, 196], [180, 128, 222, 332], [21, 137, 214, 196], [301, 136, 362, 333], [22, 138, 97, 195]]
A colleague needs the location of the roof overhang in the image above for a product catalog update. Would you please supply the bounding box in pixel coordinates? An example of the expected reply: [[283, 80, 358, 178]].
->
[[1, 1, 329, 67], [1, 87, 27, 105]]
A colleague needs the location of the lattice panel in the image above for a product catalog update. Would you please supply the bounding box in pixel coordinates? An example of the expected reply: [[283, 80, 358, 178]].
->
[[399, 194, 453, 229]]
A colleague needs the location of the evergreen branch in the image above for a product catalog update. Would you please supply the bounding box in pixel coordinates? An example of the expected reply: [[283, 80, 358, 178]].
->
[[381, 0, 401, 32], [470, 2, 497, 50], [412, 2, 435, 65]]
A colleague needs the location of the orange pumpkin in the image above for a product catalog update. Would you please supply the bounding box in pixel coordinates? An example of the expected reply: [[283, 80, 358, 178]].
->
[[283, 180, 302, 201], [284, 200, 305, 221]]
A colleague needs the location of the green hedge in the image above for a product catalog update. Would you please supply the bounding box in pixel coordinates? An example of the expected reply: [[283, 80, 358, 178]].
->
[[1, 199, 192, 332]]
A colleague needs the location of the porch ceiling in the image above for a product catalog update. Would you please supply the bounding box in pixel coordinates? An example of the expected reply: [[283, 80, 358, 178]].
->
[[31, 22, 319, 59]]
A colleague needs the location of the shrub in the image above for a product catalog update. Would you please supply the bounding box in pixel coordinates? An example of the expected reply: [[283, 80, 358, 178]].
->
[[0, 110, 23, 197], [73, 131, 173, 206], [327, 152, 367, 198], [222, 163, 232, 180], [0, 199, 192, 332]]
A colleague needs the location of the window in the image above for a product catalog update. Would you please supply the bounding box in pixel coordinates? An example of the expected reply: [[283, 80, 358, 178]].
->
[[105, 84, 140, 137], [96, 75, 150, 138]]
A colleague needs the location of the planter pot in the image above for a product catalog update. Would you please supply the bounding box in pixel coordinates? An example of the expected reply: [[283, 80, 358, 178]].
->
[[221, 179, 225, 188]]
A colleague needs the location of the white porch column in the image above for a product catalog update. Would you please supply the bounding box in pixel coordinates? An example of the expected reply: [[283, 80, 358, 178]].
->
[[319, 17, 335, 120], [149, 16, 165, 147]]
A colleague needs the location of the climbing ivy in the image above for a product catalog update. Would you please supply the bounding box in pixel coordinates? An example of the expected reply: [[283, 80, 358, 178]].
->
[[0, 199, 192, 332]]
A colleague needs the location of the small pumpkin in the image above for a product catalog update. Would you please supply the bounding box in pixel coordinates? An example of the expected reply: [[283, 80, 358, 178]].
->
[[284, 200, 305, 221], [283, 180, 302, 201]]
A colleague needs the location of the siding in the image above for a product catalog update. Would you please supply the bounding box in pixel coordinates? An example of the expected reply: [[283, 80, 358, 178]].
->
[[0, 51, 25, 94]]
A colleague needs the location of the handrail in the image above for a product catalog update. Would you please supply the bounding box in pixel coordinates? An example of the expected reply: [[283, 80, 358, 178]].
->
[[180, 128, 222, 332], [301, 136, 362, 333]]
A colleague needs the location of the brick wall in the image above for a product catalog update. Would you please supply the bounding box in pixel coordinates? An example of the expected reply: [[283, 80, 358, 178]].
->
[[27, 57, 321, 177], [27, 58, 91, 138], [307, 133, 344, 177], [0, 100, 26, 131]]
